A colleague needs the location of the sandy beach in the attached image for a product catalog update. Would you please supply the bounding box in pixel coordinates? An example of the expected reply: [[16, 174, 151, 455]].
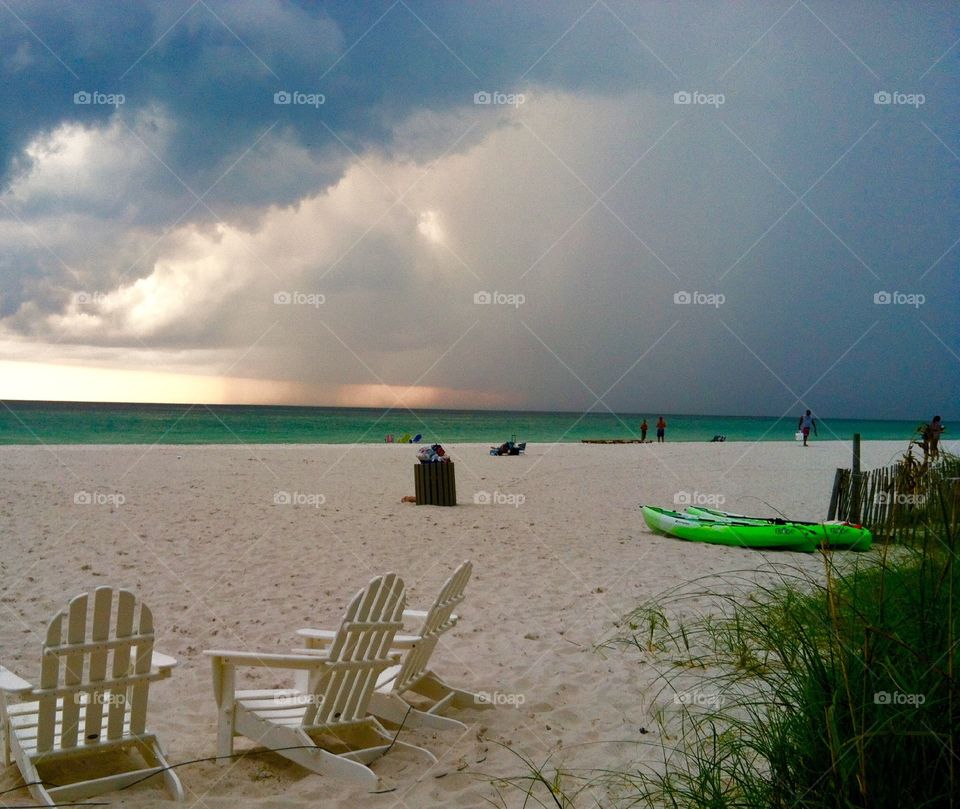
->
[[0, 438, 944, 807]]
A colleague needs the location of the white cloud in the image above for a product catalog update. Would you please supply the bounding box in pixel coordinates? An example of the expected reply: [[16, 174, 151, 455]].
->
[[10, 107, 176, 215], [4, 90, 729, 406]]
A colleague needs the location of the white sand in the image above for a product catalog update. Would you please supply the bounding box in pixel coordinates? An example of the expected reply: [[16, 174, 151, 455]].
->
[[0, 439, 938, 807]]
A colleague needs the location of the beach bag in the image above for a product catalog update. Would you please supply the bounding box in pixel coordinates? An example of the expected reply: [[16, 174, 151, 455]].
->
[[795, 431, 803, 441]]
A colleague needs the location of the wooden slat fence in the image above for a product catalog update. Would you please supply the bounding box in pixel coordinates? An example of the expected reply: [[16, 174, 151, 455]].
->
[[829, 461, 960, 537]]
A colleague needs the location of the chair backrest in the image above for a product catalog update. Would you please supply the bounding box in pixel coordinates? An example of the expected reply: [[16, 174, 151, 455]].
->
[[34, 587, 160, 754], [302, 574, 405, 727], [393, 561, 472, 695]]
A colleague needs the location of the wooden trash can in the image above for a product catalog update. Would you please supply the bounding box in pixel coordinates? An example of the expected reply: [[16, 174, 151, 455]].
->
[[414, 462, 456, 506]]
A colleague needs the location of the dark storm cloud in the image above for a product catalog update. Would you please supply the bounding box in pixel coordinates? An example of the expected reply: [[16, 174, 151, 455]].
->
[[0, 1, 957, 418]]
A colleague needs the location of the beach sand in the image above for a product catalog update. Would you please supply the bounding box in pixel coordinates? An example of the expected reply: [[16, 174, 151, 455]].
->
[[0, 439, 937, 807]]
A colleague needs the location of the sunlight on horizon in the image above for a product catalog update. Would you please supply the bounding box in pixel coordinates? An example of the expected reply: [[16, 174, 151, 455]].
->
[[0, 361, 513, 409]]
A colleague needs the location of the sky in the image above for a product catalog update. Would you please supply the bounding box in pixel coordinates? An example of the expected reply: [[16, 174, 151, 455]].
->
[[0, 1, 957, 419]]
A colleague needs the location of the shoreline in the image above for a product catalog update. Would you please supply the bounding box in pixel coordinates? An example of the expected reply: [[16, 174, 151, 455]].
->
[[0, 438, 952, 450]]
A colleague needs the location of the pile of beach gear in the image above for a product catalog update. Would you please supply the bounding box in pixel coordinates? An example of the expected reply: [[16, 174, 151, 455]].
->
[[417, 443, 451, 463], [490, 438, 526, 456]]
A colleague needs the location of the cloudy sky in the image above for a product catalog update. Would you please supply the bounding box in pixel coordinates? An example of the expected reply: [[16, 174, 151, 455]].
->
[[0, 1, 957, 419]]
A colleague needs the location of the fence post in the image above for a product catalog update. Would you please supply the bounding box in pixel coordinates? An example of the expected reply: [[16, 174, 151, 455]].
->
[[849, 433, 862, 523], [828, 468, 843, 520]]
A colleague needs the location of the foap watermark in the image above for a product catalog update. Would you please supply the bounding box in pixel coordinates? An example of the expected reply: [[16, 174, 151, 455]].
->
[[274, 693, 322, 706], [475, 691, 525, 707], [274, 291, 325, 308], [474, 490, 525, 507], [474, 290, 525, 308], [274, 90, 325, 108], [274, 490, 326, 508], [874, 690, 925, 707], [874, 91, 925, 108], [873, 290, 924, 308], [875, 492, 926, 506], [473, 91, 525, 107], [74, 90, 125, 108], [674, 90, 725, 108], [74, 691, 125, 707], [74, 490, 125, 507], [674, 490, 726, 507], [674, 689, 723, 708], [73, 290, 108, 306], [674, 290, 725, 308]]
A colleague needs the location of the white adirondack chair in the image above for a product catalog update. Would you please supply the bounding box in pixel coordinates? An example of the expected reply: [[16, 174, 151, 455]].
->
[[205, 573, 435, 786], [0, 587, 184, 806], [297, 561, 491, 731]]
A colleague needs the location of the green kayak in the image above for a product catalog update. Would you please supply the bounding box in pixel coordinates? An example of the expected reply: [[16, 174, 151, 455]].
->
[[642, 506, 819, 551], [685, 506, 872, 551]]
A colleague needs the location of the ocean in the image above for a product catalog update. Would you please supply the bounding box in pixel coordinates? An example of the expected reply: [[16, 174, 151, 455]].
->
[[0, 401, 928, 446]]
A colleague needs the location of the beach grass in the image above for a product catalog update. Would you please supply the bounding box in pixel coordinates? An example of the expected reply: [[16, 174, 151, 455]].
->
[[493, 455, 960, 808]]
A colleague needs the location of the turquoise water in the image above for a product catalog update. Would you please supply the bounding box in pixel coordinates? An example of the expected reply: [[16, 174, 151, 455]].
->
[[0, 401, 928, 445]]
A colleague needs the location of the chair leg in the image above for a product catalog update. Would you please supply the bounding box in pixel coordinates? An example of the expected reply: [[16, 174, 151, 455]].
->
[[287, 728, 380, 785], [1, 718, 10, 767], [411, 672, 494, 711], [216, 710, 236, 759], [211, 659, 236, 760], [14, 746, 55, 807], [363, 719, 438, 766], [369, 691, 466, 731], [374, 736, 438, 766], [139, 736, 186, 801]]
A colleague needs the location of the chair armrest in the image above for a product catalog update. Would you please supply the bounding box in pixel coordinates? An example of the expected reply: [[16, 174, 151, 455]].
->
[[295, 628, 336, 646], [130, 650, 178, 672], [295, 628, 339, 660], [401, 609, 458, 637], [403, 609, 458, 625], [152, 651, 178, 671], [0, 666, 33, 695], [204, 650, 331, 670], [391, 633, 421, 650], [297, 626, 420, 650], [294, 649, 402, 665]]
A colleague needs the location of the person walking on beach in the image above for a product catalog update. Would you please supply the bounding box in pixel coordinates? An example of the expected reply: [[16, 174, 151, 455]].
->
[[922, 415, 945, 460], [656, 416, 667, 443], [640, 418, 648, 442], [798, 409, 817, 447]]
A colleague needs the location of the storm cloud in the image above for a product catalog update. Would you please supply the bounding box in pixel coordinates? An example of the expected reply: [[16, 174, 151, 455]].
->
[[1, 1, 957, 418]]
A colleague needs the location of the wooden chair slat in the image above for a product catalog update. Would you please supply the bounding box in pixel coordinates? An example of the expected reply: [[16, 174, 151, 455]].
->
[[108, 590, 135, 737], [59, 592, 89, 749], [82, 588, 113, 744]]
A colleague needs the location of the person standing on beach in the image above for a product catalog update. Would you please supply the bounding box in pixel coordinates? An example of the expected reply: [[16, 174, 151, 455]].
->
[[656, 416, 667, 443], [640, 418, 648, 442], [923, 416, 945, 460], [798, 409, 817, 447]]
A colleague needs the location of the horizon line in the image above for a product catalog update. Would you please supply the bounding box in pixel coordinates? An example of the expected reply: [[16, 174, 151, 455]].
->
[[0, 398, 944, 423]]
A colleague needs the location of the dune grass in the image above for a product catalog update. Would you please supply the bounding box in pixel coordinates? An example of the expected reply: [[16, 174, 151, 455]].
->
[[492, 456, 959, 808]]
